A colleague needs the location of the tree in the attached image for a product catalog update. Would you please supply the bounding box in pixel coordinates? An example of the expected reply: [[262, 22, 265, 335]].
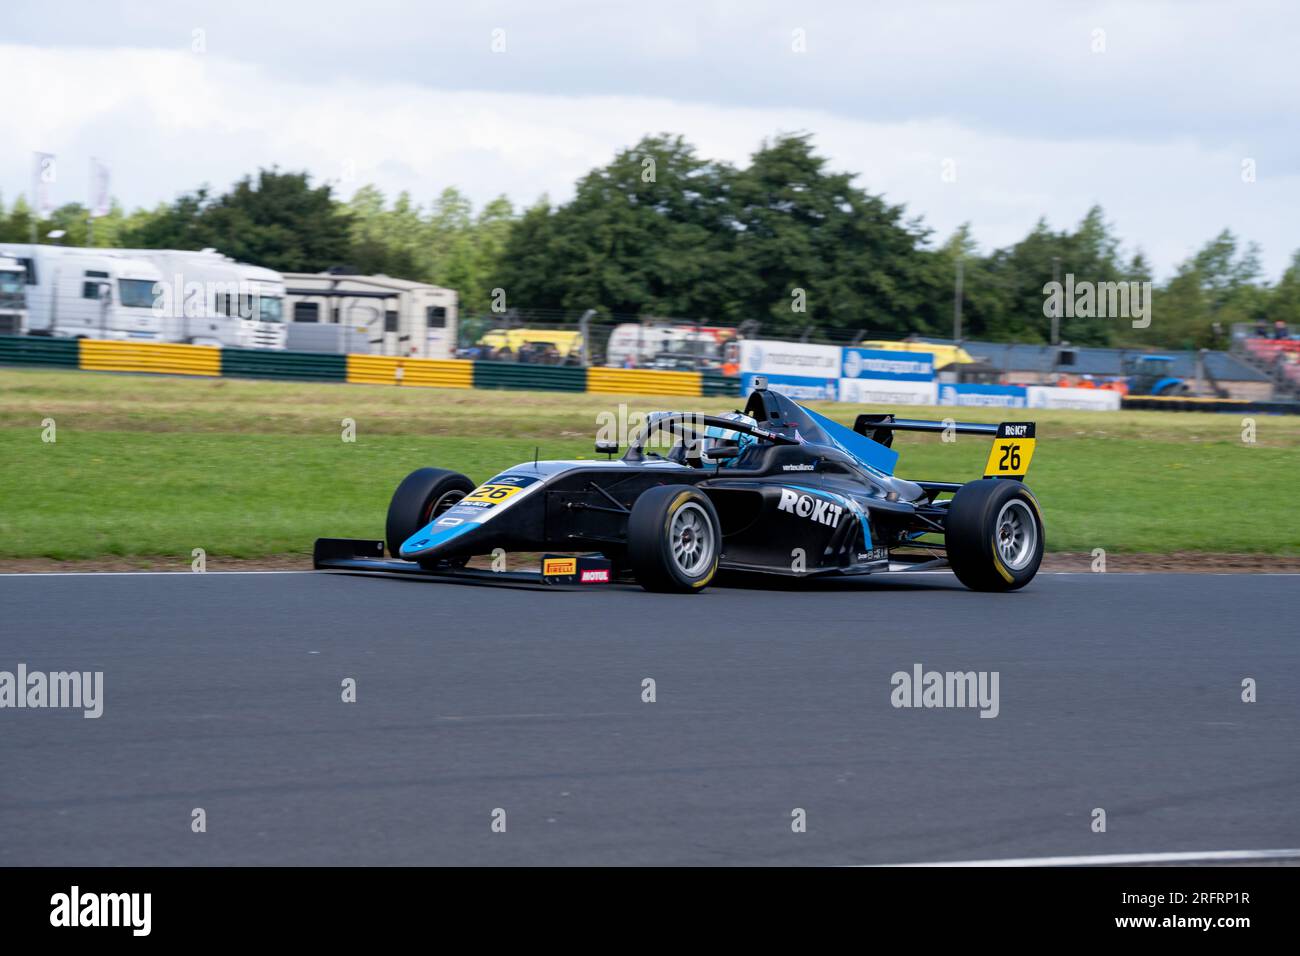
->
[[1265, 250, 1300, 329], [341, 185, 518, 313], [973, 207, 1132, 346], [496, 132, 941, 338], [498, 134, 738, 317], [1148, 230, 1269, 348], [197, 170, 352, 271], [732, 134, 944, 338], [344, 185, 415, 276], [937, 223, 1013, 342], [119, 189, 214, 249], [494, 197, 565, 310], [3, 144, 1291, 351]]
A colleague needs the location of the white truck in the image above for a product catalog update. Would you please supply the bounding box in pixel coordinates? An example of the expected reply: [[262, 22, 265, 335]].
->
[[0, 243, 167, 341], [117, 248, 287, 349], [0, 256, 27, 335], [604, 322, 738, 370], [281, 271, 457, 357]]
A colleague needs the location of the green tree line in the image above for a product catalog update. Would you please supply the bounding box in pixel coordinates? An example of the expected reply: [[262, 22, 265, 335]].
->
[[1, 137, 1296, 347]]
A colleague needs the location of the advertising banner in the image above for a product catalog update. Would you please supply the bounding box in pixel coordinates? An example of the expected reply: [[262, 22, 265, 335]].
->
[[740, 339, 840, 379], [740, 371, 837, 402], [840, 347, 934, 381], [838, 378, 937, 405], [938, 383, 1029, 408], [1027, 386, 1121, 411]]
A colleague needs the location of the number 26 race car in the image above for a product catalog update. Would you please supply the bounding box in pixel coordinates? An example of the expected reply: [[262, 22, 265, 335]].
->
[[314, 383, 1044, 593]]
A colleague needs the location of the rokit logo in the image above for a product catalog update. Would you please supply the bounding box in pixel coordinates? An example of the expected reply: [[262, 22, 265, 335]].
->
[[777, 488, 843, 528]]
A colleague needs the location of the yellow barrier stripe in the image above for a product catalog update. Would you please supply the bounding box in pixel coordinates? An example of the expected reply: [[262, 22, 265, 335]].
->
[[346, 354, 473, 388], [1128, 394, 1250, 404], [586, 367, 703, 397], [78, 339, 221, 376], [72, 342, 704, 395]]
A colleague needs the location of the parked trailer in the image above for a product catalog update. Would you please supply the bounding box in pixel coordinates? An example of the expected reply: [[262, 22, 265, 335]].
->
[[0, 244, 287, 349], [281, 272, 457, 358], [0, 256, 26, 335], [0, 244, 166, 341], [604, 322, 738, 370], [116, 248, 287, 349]]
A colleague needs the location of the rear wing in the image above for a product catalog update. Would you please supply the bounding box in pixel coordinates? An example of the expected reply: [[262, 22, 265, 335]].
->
[[853, 414, 1036, 480]]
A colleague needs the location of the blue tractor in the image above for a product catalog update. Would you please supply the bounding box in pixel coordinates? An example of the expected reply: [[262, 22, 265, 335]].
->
[[1123, 354, 1190, 396]]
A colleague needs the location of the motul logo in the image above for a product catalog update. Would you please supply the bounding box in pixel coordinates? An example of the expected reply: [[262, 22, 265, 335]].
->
[[777, 488, 843, 528]]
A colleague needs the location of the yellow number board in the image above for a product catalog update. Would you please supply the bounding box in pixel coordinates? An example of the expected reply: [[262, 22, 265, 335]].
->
[[982, 423, 1036, 478], [463, 483, 526, 505]]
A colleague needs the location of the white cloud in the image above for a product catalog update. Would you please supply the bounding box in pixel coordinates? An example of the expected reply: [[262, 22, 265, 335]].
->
[[3, 42, 1295, 279]]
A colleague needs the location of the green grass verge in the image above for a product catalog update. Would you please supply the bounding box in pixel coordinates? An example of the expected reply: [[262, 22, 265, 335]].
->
[[1, 368, 1297, 559]]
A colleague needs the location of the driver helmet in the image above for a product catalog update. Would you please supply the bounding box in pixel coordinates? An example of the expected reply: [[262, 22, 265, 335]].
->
[[697, 411, 759, 466]]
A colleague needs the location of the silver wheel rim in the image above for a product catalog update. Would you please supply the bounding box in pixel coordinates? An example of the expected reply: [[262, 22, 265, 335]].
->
[[427, 489, 466, 521], [670, 502, 714, 577], [995, 499, 1036, 571]]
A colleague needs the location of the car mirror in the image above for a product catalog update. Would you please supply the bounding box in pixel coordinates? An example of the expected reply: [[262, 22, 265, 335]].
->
[[703, 447, 740, 460], [595, 439, 619, 455]]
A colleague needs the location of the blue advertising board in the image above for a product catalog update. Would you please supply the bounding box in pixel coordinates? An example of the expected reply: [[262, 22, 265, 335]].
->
[[937, 383, 1028, 408], [740, 372, 838, 402], [840, 348, 934, 382]]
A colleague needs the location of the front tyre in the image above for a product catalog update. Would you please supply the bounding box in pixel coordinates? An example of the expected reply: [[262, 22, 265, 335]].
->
[[386, 467, 475, 559], [627, 485, 721, 593], [945, 479, 1044, 592]]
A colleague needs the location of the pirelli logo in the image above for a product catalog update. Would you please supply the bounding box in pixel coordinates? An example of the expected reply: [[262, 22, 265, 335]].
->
[[540, 554, 613, 586], [983, 422, 1036, 479], [542, 557, 577, 576]]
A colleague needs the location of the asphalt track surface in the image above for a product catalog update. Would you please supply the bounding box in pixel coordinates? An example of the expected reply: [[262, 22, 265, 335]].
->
[[2, 570, 1297, 866]]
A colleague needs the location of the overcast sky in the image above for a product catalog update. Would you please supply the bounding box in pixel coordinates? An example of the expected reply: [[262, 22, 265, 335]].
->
[[4, 0, 1296, 278]]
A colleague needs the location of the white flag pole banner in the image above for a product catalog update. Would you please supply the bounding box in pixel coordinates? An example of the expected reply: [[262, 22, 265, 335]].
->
[[90, 158, 112, 218], [33, 152, 57, 220]]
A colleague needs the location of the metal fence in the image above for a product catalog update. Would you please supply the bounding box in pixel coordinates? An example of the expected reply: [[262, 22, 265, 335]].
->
[[453, 309, 917, 371]]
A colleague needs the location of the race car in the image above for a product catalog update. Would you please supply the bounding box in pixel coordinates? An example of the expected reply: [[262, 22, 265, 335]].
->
[[315, 382, 1044, 593]]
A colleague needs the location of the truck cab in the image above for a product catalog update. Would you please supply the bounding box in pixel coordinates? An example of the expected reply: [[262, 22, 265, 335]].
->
[[0, 244, 167, 341], [119, 248, 287, 349]]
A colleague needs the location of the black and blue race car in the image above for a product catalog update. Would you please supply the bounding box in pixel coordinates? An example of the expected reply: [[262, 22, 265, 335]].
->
[[315, 383, 1044, 593]]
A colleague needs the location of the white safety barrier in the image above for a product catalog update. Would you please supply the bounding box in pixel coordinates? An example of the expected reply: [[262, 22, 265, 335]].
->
[[1026, 386, 1121, 411]]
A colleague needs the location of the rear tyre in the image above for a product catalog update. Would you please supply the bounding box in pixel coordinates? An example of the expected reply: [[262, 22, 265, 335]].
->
[[627, 485, 721, 593], [945, 479, 1043, 592], [386, 467, 475, 559]]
